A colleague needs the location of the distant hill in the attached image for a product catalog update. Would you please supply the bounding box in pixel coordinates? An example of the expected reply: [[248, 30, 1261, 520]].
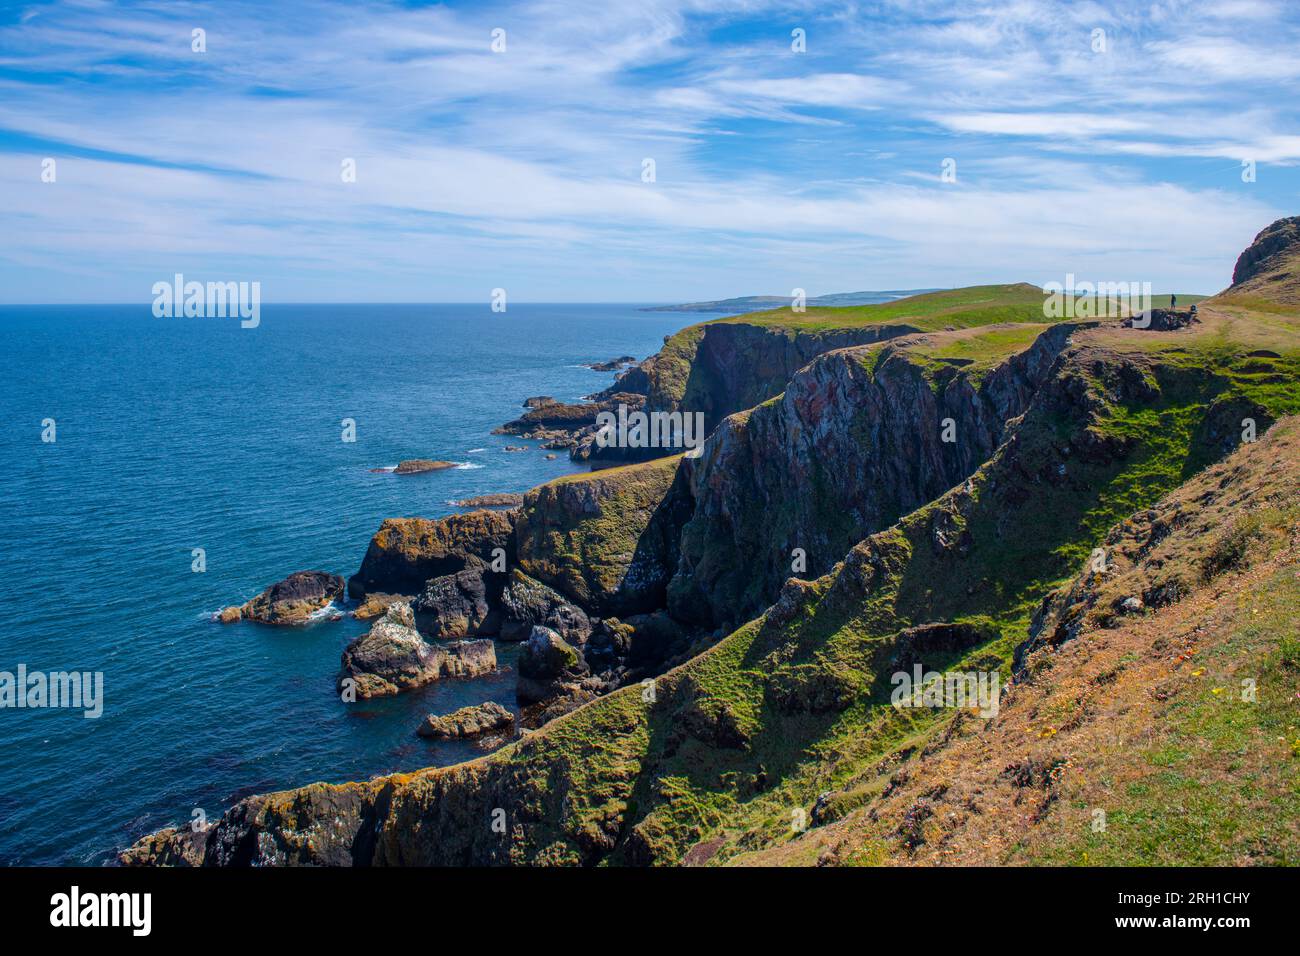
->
[[641, 289, 941, 313]]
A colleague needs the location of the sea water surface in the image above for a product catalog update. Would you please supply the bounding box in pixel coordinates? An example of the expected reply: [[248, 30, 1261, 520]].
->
[[0, 303, 701, 865]]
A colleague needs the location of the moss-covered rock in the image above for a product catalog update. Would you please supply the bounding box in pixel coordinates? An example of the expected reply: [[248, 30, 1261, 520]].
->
[[348, 510, 515, 598], [515, 455, 692, 616]]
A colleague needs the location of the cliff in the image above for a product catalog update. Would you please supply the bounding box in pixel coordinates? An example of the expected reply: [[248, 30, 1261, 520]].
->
[[667, 321, 1088, 629], [514, 454, 693, 617], [122, 220, 1300, 868]]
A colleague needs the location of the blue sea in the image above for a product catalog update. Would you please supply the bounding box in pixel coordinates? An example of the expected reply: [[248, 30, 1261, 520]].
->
[[0, 303, 700, 865]]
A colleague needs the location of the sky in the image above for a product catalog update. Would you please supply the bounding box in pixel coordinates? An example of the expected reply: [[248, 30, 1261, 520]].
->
[[0, 0, 1297, 303]]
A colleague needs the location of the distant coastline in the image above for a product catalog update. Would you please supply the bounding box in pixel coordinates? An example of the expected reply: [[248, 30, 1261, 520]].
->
[[640, 288, 942, 313]]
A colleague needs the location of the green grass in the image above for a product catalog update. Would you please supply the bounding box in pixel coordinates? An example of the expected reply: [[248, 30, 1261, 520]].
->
[[721, 283, 1053, 332], [1025, 567, 1300, 866]]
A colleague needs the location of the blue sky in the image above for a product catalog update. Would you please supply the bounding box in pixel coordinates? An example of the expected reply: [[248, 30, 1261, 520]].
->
[[1, 0, 1298, 303]]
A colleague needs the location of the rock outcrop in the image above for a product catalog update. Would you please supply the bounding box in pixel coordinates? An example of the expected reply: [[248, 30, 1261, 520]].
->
[[585, 355, 637, 372], [416, 701, 515, 740], [217, 570, 345, 626], [338, 603, 496, 698], [515, 625, 591, 707], [348, 510, 515, 599], [410, 567, 502, 639], [497, 569, 591, 643], [1230, 215, 1300, 294], [514, 455, 693, 617], [350, 592, 405, 620]]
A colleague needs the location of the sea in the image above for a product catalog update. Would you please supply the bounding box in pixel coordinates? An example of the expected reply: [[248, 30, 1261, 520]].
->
[[0, 302, 707, 865]]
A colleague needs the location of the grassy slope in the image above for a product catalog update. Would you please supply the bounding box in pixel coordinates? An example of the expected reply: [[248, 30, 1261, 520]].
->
[[723, 283, 1053, 331], [734, 418, 1300, 866], [645, 285, 1054, 412]]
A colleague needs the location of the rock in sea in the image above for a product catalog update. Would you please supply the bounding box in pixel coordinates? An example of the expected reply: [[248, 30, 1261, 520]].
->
[[338, 602, 496, 699], [216, 570, 345, 626], [415, 701, 514, 739], [392, 459, 458, 474]]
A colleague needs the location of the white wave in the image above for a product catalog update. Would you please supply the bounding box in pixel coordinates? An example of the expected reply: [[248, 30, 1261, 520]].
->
[[456, 462, 485, 470], [306, 601, 342, 622], [467, 448, 486, 453]]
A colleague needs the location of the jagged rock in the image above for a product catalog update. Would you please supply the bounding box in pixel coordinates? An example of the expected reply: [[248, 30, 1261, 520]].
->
[[498, 569, 591, 643], [216, 570, 344, 626], [411, 568, 501, 639], [1232, 214, 1294, 297], [523, 396, 557, 408], [497, 392, 645, 435], [347, 510, 514, 598], [1122, 309, 1193, 331], [585, 355, 637, 372], [667, 328, 1072, 628], [516, 626, 588, 705], [117, 825, 208, 866], [584, 611, 688, 676], [416, 701, 515, 740], [338, 603, 496, 698]]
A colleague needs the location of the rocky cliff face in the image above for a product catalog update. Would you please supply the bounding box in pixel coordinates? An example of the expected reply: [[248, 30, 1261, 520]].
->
[[668, 323, 1085, 629], [338, 602, 497, 698], [121, 226, 1300, 869], [126, 338, 1214, 866], [608, 322, 923, 433], [513, 455, 693, 616]]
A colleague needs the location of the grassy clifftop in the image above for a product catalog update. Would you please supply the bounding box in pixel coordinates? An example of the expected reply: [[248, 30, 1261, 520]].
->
[[724, 283, 1052, 331]]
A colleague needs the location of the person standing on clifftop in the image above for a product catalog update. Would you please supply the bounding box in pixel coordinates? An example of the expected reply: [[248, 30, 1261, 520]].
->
[[1170, 294, 1177, 309]]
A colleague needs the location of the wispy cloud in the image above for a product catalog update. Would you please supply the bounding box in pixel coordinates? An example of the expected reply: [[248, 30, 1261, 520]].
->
[[0, 0, 1296, 302]]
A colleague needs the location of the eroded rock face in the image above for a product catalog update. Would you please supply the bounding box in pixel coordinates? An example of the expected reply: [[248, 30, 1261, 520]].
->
[[498, 569, 591, 643], [1232, 215, 1300, 287], [667, 329, 1073, 629], [348, 510, 515, 598], [416, 701, 514, 740], [338, 603, 496, 698], [584, 611, 690, 679], [217, 570, 345, 626], [514, 455, 693, 617], [411, 568, 501, 639]]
